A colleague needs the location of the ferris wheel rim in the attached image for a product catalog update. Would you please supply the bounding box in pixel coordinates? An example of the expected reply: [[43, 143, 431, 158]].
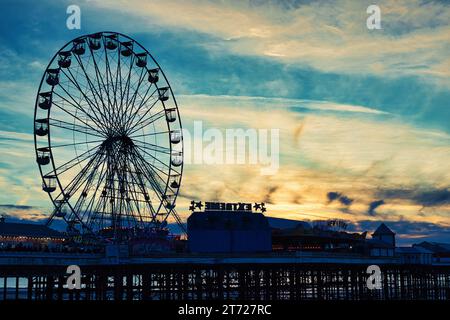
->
[[33, 31, 184, 238]]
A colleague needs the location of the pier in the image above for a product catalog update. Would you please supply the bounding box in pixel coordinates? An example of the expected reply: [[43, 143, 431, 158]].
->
[[1, 252, 449, 301]]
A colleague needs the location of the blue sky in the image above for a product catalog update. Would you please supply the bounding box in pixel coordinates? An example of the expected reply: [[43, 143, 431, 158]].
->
[[0, 0, 449, 244]]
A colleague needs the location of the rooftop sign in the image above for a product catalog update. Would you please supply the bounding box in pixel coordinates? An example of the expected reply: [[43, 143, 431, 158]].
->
[[189, 201, 266, 213]]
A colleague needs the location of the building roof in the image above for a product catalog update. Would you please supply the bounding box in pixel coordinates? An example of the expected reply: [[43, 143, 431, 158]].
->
[[267, 217, 311, 230], [0, 222, 65, 239], [414, 241, 450, 253], [372, 223, 395, 236]]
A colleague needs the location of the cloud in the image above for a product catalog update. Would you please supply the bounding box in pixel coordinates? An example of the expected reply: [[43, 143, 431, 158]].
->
[[326, 191, 354, 206], [0, 1, 447, 243], [0, 130, 33, 142], [180, 94, 388, 115], [170, 94, 450, 229], [376, 188, 450, 207], [28, 60, 46, 70], [368, 200, 385, 216], [339, 195, 354, 206], [327, 191, 341, 203], [0, 204, 35, 210], [0, 204, 48, 221], [90, 0, 450, 81], [0, 92, 448, 229], [263, 185, 279, 204]]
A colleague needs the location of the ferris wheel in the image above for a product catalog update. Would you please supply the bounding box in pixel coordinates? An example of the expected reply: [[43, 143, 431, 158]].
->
[[33, 32, 184, 240]]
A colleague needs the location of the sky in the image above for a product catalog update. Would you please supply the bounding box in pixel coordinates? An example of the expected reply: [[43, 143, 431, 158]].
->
[[0, 0, 449, 244]]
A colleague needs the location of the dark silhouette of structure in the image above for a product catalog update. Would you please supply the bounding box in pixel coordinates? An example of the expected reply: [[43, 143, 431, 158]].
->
[[187, 206, 271, 253], [1, 262, 449, 301], [0, 219, 65, 250]]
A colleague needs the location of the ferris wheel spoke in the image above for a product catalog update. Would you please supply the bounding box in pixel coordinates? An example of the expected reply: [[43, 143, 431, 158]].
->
[[70, 53, 109, 113], [50, 138, 104, 149], [66, 171, 105, 228], [83, 158, 109, 220], [51, 98, 108, 137], [129, 152, 166, 202], [113, 45, 124, 131], [51, 89, 106, 136], [130, 84, 158, 114], [132, 148, 172, 193], [127, 110, 165, 137], [73, 155, 108, 225], [91, 45, 128, 134], [64, 149, 106, 201], [129, 130, 171, 139], [120, 64, 146, 129], [86, 198, 103, 230], [166, 208, 187, 234], [133, 139, 171, 155], [114, 154, 128, 227], [87, 47, 111, 100], [66, 58, 115, 132], [72, 160, 101, 217], [67, 158, 101, 197], [48, 118, 105, 139], [59, 68, 112, 133], [131, 148, 167, 191], [106, 48, 121, 128], [131, 154, 175, 222], [50, 142, 103, 176], [122, 77, 153, 128], [133, 136, 171, 150], [88, 47, 118, 130], [49, 147, 105, 207], [127, 167, 156, 221], [88, 155, 117, 230], [61, 67, 106, 119], [133, 144, 172, 176], [102, 40, 120, 125], [122, 164, 144, 227], [134, 158, 165, 193], [120, 53, 136, 120], [126, 101, 163, 136], [123, 87, 158, 132], [104, 143, 125, 217], [125, 65, 146, 108]]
